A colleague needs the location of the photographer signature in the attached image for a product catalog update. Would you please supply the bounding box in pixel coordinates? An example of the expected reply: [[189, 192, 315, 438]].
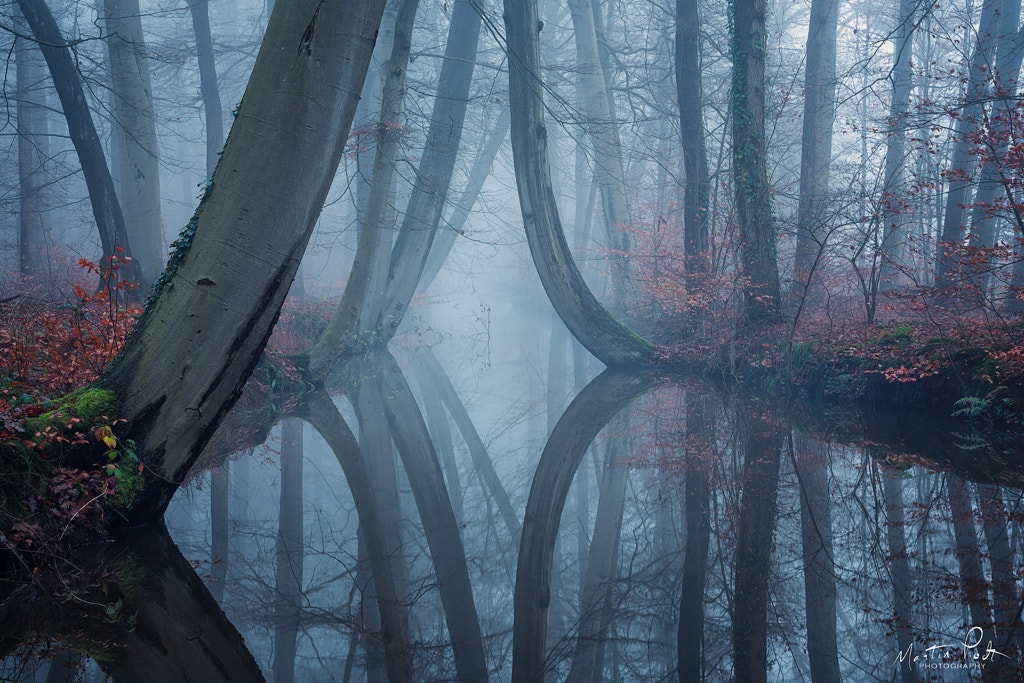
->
[[893, 627, 1012, 670]]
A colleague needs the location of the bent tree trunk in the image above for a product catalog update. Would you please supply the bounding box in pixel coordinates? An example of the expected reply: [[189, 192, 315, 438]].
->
[[98, 0, 388, 522], [512, 369, 654, 682], [16, 0, 145, 287], [503, 0, 656, 367]]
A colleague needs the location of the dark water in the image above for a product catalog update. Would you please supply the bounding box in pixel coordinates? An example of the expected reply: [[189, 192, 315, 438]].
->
[[3, 357, 1024, 682]]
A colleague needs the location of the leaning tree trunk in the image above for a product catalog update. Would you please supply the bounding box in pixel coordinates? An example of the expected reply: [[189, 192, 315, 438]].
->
[[273, 418, 305, 683], [503, 0, 656, 366], [730, 0, 781, 329], [100, 0, 164, 282], [187, 0, 225, 180], [16, 0, 145, 287], [97, 0, 388, 522]]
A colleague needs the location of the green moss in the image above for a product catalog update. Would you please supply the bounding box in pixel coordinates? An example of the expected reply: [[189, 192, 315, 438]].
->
[[25, 388, 118, 438], [108, 465, 143, 510]]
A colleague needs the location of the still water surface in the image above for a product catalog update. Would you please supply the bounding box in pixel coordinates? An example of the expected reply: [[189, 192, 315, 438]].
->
[[3, 358, 1022, 682]]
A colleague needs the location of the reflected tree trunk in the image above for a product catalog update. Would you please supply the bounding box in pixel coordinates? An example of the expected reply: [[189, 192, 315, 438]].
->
[[375, 351, 489, 681], [273, 418, 304, 683], [678, 395, 711, 683], [416, 348, 521, 540], [567, 414, 631, 682], [303, 390, 412, 682], [793, 435, 840, 683], [417, 365, 463, 522], [978, 485, 1021, 655], [210, 462, 229, 604], [882, 468, 918, 683], [731, 414, 783, 683], [512, 369, 654, 682], [947, 476, 990, 630]]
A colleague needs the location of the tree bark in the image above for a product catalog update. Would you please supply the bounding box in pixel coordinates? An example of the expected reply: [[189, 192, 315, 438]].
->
[[934, 0, 1005, 291], [502, 0, 656, 366], [209, 460, 229, 604], [97, 0, 388, 521], [731, 0, 782, 328], [882, 468, 918, 683], [877, 0, 919, 293], [306, 0, 416, 380]]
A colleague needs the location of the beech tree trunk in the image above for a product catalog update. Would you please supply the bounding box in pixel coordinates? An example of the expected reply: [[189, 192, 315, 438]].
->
[[731, 0, 781, 328], [16, 0, 145, 287], [882, 469, 918, 683], [14, 11, 49, 282], [100, 0, 164, 282], [675, 0, 709, 275], [97, 0, 388, 521], [503, 0, 656, 366], [790, 0, 839, 316], [187, 0, 225, 180], [877, 0, 918, 293]]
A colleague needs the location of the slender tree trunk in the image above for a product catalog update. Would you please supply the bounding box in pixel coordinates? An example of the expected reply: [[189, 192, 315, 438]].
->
[[417, 366, 463, 522], [678, 395, 711, 683], [100, 0, 164, 282], [375, 0, 484, 339], [567, 0, 631, 309], [793, 435, 840, 683], [675, 0, 709, 276], [273, 418, 304, 683], [934, 0, 1005, 292], [790, 0, 839, 318], [14, 11, 49, 283], [97, 0, 388, 521], [731, 0, 781, 328], [16, 0, 145, 287], [878, 0, 919, 293], [307, 0, 417, 379], [209, 461, 229, 604], [187, 0, 225, 180], [420, 109, 511, 290], [503, 0, 655, 366]]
